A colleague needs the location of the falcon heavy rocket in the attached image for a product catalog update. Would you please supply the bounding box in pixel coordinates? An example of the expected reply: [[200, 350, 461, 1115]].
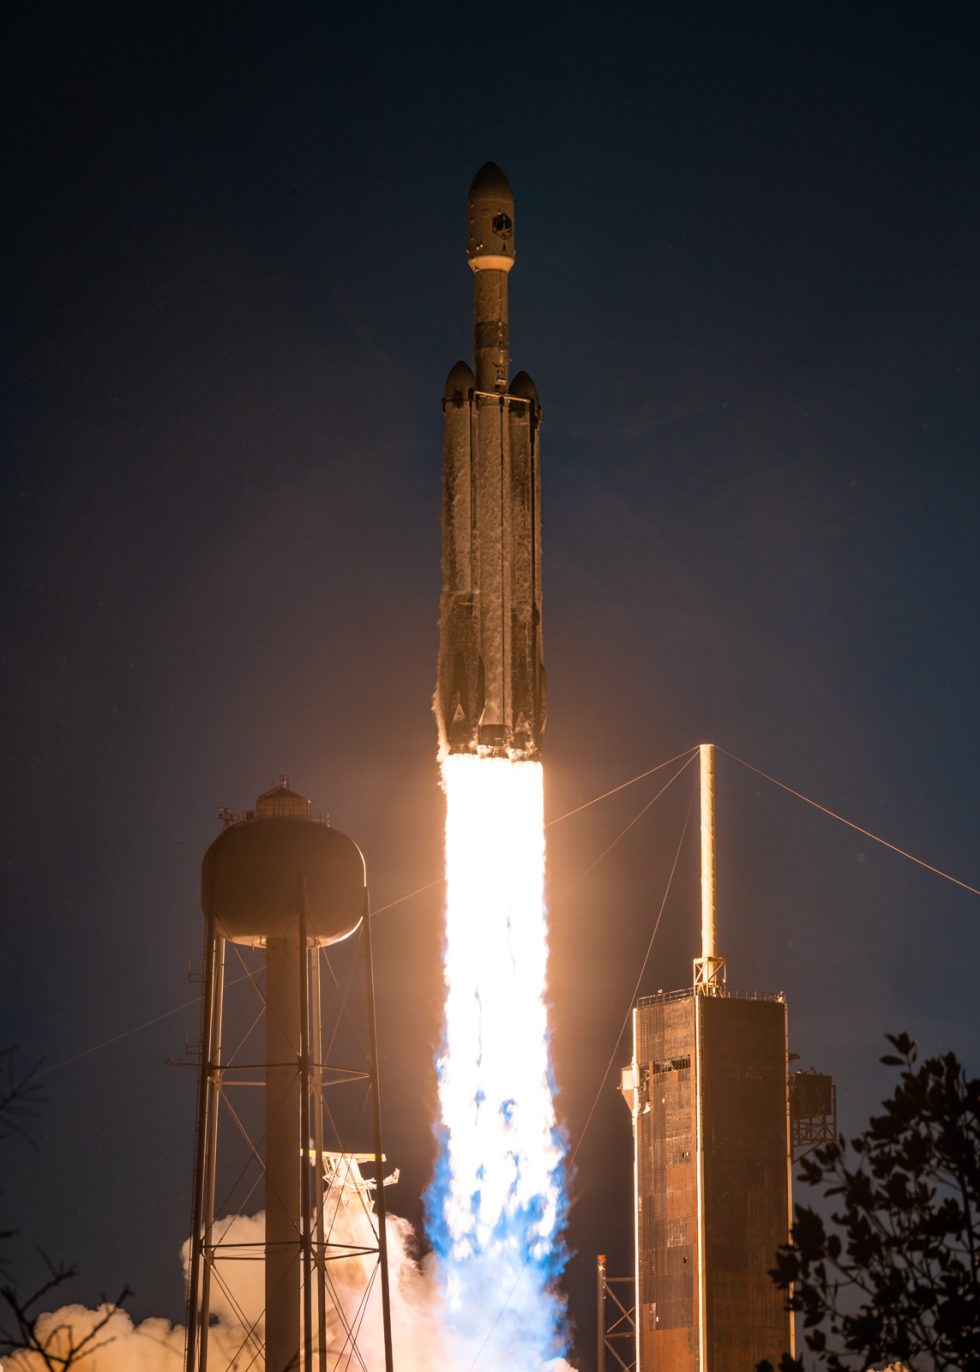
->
[[435, 162, 547, 760]]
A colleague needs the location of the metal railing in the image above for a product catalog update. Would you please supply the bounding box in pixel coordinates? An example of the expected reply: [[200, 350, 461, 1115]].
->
[[637, 986, 785, 1008]]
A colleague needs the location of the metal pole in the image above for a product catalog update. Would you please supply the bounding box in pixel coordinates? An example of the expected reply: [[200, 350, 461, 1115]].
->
[[782, 1002, 796, 1361], [597, 1254, 607, 1372], [699, 742, 717, 969], [311, 948, 328, 1372], [694, 995, 707, 1372], [299, 899, 314, 1372], [198, 935, 225, 1372], [363, 896, 395, 1372], [695, 743, 725, 993], [185, 918, 220, 1372]]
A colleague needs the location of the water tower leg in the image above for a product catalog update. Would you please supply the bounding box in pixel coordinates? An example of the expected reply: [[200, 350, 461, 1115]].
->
[[298, 911, 315, 1372], [185, 922, 224, 1372], [310, 950, 328, 1372], [364, 900, 394, 1372]]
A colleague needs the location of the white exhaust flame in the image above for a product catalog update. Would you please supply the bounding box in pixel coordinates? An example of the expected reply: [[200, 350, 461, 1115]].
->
[[429, 753, 567, 1367]]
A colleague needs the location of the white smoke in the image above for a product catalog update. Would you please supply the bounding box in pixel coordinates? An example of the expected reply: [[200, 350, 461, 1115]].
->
[[7, 1203, 575, 1370], [6, 1306, 185, 1370]]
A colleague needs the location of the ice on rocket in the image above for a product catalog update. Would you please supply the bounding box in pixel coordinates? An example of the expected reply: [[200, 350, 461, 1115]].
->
[[435, 163, 547, 760]]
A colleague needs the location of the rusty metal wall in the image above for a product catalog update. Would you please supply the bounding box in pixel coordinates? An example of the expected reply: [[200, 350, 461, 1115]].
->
[[791, 1070, 833, 1118], [700, 996, 791, 1371], [635, 994, 698, 1372], [633, 991, 791, 1372]]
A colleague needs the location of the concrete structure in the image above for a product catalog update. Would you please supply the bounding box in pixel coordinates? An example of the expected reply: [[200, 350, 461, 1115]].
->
[[185, 779, 393, 1372], [620, 746, 794, 1372], [435, 163, 546, 760]]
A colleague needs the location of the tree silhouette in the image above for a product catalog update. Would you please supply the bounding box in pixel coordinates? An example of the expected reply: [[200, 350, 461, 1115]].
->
[[0, 1258, 131, 1371], [762, 1033, 979, 1372], [0, 1048, 130, 1370]]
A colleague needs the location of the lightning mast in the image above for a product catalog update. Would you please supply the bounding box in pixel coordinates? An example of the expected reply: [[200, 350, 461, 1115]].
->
[[694, 743, 726, 994]]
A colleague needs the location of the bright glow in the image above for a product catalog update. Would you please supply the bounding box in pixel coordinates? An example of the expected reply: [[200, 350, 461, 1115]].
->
[[428, 753, 567, 1369]]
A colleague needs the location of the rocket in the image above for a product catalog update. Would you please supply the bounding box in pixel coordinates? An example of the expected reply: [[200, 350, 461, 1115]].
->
[[435, 163, 547, 760]]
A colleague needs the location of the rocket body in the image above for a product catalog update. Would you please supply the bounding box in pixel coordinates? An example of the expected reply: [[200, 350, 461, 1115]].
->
[[435, 164, 547, 760]]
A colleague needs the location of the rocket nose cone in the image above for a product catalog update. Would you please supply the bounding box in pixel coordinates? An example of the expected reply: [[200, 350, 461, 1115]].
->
[[468, 163, 516, 269], [469, 162, 513, 204]]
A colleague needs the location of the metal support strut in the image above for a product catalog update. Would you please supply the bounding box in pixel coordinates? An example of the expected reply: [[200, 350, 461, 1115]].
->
[[185, 920, 225, 1372], [364, 893, 395, 1372], [597, 1253, 636, 1372]]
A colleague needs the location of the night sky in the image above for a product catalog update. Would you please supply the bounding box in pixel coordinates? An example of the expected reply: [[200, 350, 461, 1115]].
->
[[4, 4, 980, 1365]]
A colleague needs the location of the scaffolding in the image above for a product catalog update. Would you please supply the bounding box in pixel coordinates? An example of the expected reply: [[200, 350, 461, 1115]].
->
[[597, 1254, 636, 1372]]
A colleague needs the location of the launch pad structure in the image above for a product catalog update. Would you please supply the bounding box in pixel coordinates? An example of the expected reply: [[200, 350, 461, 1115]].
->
[[618, 745, 799, 1372]]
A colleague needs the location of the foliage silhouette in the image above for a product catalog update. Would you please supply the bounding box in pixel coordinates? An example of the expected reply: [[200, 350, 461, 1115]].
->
[[0, 1258, 131, 1371], [0, 1047, 131, 1370], [761, 1033, 978, 1372]]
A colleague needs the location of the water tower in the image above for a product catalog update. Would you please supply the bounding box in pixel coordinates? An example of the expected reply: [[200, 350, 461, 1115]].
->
[[184, 778, 394, 1372]]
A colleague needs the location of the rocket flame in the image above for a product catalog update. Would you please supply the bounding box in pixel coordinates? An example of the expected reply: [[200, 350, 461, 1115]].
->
[[428, 753, 567, 1368]]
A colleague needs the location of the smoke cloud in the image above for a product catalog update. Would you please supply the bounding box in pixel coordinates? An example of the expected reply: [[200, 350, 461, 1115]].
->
[[8, 1203, 574, 1371]]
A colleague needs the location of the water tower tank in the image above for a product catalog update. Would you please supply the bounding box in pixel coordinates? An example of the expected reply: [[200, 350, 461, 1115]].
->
[[201, 778, 365, 946]]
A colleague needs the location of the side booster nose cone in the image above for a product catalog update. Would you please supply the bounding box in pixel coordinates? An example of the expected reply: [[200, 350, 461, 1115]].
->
[[435, 166, 546, 762]]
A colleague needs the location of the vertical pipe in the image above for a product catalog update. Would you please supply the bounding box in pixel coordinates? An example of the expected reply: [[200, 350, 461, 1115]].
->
[[266, 934, 302, 1372], [630, 1009, 641, 1372], [198, 936, 225, 1372], [363, 898, 395, 1372], [694, 997, 707, 1372], [699, 743, 717, 969], [782, 1001, 796, 1360], [185, 920, 219, 1372], [299, 902, 314, 1372], [311, 950, 328, 1372], [597, 1254, 606, 1372]]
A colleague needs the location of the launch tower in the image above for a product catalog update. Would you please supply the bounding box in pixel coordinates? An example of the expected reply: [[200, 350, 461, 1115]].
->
[[620, 746, 794, 1372]]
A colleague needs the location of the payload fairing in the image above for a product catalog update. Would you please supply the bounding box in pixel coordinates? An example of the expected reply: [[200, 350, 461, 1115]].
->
[[435, 163, 547, 760]]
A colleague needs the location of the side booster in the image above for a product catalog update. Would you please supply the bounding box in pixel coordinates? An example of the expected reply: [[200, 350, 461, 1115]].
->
[[435, 162, 547, 760]]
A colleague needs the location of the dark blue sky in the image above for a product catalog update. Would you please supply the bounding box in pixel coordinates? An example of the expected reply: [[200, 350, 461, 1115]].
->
[[3, 3, 979, 1363]]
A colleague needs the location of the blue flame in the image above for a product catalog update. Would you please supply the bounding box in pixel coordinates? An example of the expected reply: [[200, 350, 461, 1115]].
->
[[425, 1039, 569, 1369], [429, 754, 569, 1370]]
